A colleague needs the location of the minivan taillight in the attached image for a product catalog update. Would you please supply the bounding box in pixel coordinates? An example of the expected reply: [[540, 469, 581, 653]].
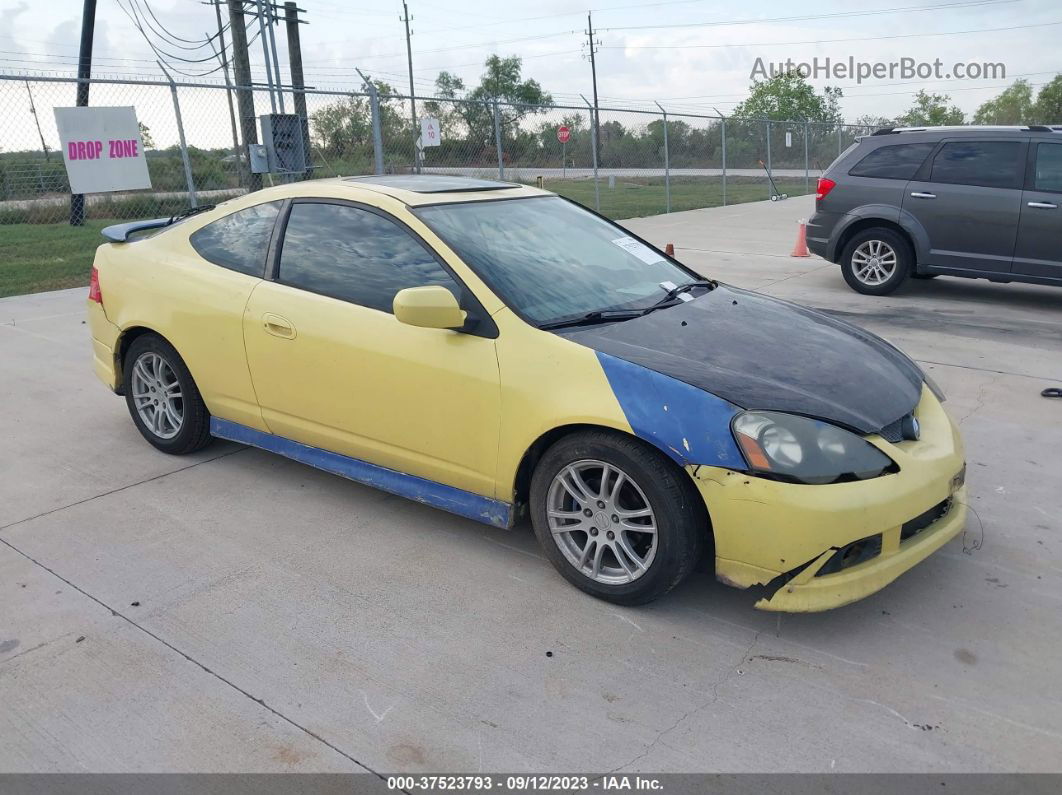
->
[[816, 177, 837, 201], [88, 266, 102, 304]]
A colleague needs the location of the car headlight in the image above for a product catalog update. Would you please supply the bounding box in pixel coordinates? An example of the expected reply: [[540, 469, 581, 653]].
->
[[731, 411, 896, 485]]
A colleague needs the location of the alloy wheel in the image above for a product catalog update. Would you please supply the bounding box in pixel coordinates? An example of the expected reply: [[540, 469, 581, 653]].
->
[[851, 239, 898, 285], [131, 351, 184, 440], [546, 459, 658, 585]]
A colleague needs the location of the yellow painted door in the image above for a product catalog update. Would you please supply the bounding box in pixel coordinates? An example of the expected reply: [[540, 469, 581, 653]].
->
[[241, 200, 501, 498]]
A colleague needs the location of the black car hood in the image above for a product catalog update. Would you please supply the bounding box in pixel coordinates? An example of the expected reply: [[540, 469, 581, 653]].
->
[[561, 284, 923, 434]]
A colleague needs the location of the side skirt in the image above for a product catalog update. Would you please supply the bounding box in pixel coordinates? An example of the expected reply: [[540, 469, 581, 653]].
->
[[210, 418, 512, 529]]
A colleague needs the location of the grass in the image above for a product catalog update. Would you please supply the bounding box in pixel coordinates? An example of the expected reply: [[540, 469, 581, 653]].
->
[[0, 176, 811, 299], [543, 175, 811, 218], [1, 220, 112, 299]]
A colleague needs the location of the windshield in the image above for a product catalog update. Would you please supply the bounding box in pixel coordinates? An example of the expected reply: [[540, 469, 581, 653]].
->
[[415, 196, 699, 325]]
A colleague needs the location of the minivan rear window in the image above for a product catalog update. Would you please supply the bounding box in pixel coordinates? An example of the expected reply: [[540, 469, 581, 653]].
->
[[849, 143, 935, 180], [930, 141, 1023, 189]]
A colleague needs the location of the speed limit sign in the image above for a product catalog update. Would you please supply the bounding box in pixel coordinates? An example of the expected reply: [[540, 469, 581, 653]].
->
[[420, 117, 441, 148]]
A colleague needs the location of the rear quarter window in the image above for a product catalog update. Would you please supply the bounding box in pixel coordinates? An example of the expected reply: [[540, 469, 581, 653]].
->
[[848, 143, 936, 180], [190, 201, 282, 277], [930, 141, 1024, 189]]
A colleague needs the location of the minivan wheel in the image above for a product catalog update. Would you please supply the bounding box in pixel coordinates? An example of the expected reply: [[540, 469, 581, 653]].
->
[[840, 228, 912, 295], [529, 430, 705, 606], [123, 334, 213, 455]]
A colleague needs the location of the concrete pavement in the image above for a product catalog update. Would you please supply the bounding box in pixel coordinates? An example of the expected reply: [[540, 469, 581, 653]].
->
[[1, 198, 1060, 773]]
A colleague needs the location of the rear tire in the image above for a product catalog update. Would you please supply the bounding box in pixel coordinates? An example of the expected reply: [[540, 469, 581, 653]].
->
[[123, 334, 213, 455], [529, 430, 705, 605], [840, 227, 912, 295]]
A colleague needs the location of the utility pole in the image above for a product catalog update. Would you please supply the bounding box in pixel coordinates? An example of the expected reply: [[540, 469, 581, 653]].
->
[[284, 2, 312, 179], [253, 0, 277, 113], [585, 11, 601, 170], [227, 0, 262, 191], [264, 0, 285, 113], [207, 0, 241, 178], [401, 0, 419, 173], [70, 0, 96, 225]]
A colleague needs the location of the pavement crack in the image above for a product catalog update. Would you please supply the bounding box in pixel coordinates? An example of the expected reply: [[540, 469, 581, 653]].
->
[[603, 630, 761, 775], [0, 447, 247, 534], [0, 534, 385, 780]]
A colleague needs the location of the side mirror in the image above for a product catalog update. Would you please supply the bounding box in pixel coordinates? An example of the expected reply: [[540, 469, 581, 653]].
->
[[393, 285, 467, 330]]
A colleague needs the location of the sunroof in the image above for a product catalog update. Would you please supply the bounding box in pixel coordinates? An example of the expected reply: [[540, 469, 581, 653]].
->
[[344, 175, 519, 193]]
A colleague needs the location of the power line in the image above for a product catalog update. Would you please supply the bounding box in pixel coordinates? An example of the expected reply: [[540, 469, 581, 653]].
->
[[602, 20, 1062, 52], [599, 0, 1019, 32]]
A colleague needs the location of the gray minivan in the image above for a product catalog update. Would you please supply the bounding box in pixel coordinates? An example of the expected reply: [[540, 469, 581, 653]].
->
[[807, 126, 1062, 295]]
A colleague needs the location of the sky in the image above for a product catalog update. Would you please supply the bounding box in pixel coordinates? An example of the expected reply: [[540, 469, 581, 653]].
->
[[0, 0, 1058, 122]]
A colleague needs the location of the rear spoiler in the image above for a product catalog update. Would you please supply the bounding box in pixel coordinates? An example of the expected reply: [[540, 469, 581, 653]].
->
[[100, 204, 216, 243], [101, 217, 172, 243]]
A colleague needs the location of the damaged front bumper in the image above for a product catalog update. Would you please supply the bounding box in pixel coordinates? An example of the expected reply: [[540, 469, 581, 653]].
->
[[752, 488, 965, 611], [690, 386, 967, 612]]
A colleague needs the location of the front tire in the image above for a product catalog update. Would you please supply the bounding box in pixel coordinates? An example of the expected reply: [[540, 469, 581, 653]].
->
[[123, 334, 213, 455], [840, 228, 912, 295], [529, 430, 705, 605]]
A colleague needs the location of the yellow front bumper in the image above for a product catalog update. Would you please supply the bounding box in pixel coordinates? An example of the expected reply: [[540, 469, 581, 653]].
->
[[691, 386, 967, 612]]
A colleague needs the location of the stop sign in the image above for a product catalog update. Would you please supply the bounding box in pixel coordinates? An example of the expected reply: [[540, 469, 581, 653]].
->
[[557, 125, 571, 144]]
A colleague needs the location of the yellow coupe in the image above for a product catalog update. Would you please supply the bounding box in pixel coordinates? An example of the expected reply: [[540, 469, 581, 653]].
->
[[87, 176, 966, 610]]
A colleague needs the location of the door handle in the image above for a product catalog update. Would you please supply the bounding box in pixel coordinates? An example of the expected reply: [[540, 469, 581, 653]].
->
[[1027, 201, 1058, 209], [262, 313, 296, 339], [910, 192, 936, 199]]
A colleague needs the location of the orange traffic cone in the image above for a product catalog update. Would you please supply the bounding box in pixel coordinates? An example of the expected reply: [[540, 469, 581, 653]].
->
[[665, 243, 675, 256], [791, 219, 811, 257]]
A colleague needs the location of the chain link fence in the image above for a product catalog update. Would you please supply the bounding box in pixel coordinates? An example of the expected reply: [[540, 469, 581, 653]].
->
[[1, 73, 877, 294]]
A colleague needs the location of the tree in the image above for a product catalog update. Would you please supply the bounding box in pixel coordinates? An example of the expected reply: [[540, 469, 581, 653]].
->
[[138, 121, 154, 149], [310, 80, 407, 163], [732, 70, 843, 123], [973, 79, 1034, 124], [1032, 75, 1062, 123], [854, 114, 895, 131], [428, 55, 552, 147], [898, 91, 964, 126]]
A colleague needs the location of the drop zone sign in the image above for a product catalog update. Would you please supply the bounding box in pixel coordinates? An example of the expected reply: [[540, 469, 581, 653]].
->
[[53, 106, 152, 193]]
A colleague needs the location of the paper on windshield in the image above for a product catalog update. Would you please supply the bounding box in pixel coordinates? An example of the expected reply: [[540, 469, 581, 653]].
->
[[611, 236, 666, 265]]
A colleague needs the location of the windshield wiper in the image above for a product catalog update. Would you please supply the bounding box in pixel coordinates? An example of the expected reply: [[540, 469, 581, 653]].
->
[[538, 309, 646, 330], [648, 280, 715, 308]]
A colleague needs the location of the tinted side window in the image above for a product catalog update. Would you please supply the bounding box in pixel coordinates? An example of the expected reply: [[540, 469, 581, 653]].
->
[[930, 141, 1023, 189], [190, 201, 281, 277], [1033, 143, 1062, 192], [849, 143, 935, 180], [278, 202, 459, 313]]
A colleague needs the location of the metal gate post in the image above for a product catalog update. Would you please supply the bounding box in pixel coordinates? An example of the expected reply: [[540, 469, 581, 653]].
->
[[160, 63, 197, 207], [655, 101, 670, 213], [720, 116, 727, 207], [804, 120, 810, 195], [582, 95, 600, 212], [493, 101, 504, 180], [765, 119, 772, 200], [357, 70, 385, 175]]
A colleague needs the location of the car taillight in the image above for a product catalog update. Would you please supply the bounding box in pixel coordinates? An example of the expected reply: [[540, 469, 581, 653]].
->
[[88, 266, 102, 304], [816, 177, 837, 201]]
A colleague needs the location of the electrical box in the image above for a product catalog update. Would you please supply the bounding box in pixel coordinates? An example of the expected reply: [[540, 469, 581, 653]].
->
[[248, 143, 270, 174], [259, 114, 308, 173]]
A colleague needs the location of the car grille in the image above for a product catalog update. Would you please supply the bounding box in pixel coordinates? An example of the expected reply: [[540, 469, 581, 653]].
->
[[901, 498, 952, 542], [878, 416, 906, 443]]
